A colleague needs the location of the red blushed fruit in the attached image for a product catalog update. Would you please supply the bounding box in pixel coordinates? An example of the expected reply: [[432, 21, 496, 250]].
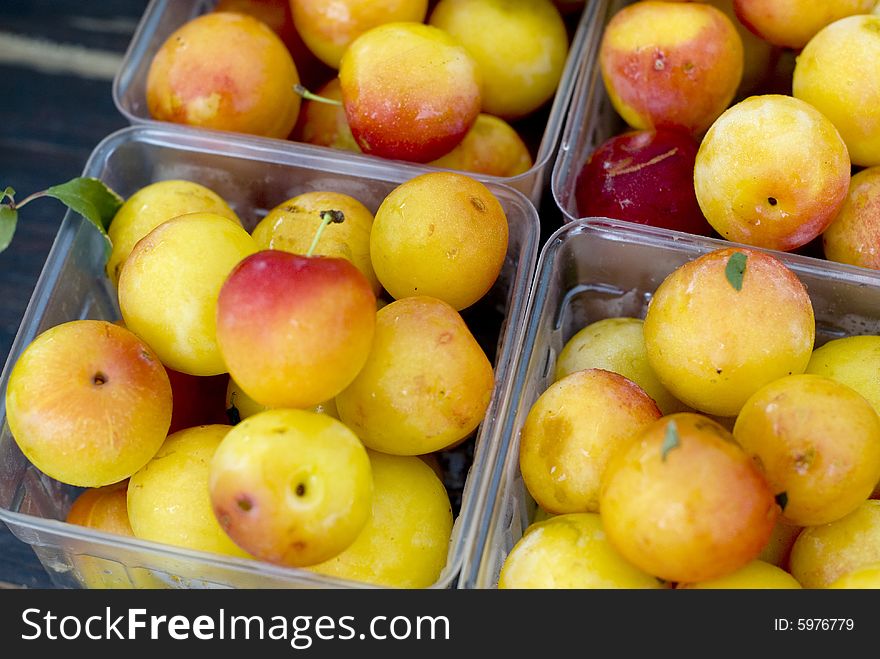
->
[[575, 128, 713, 236], [165, 369, 231, 434], [339, 22, 481, 163], [5, 320, 172, 488], [599, 1, 743, 136], [213, 0, 330, 90], [216, 250, 376, 409]]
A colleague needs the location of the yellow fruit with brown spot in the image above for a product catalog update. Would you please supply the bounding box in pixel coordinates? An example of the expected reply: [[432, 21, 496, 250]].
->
[[370, 172, 508, 311], [336, 296, 493, 455], [251, 190, 380, 294], [600, 413, 778, 583], [5, 320, 172, 487], [694, 95, 851, 251], [643, 247, 815, 417], [519, 368, 661, 514], [734, 374, 880, 526], [209, 409, 373, 567]]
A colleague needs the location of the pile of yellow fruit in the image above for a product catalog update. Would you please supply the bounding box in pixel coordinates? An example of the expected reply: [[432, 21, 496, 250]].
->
[[5, 170, 509, 589], [501, 247, 880, 589]]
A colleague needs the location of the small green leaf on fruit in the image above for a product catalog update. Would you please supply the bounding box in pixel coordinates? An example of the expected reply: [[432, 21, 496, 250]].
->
[[661, 421, 680, 462], [725, 252, 748, 291], [0, 206, 18, 252], [45, 177, 123, 257], [775, 491, 788, 511], [0, 187, 14, 204]]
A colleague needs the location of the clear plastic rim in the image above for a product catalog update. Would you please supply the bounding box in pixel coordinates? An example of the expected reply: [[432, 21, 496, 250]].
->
[[550, 0, 612, 223]]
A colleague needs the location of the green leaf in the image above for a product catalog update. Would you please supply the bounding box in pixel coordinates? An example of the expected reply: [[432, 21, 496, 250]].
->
[[0, 187, 14, 204], [661, 420, 680, 462], [775, 491, 788, 511], [0, 206, 18, 252], [725, 252, 748, 291], [44, 177, 123, 256]]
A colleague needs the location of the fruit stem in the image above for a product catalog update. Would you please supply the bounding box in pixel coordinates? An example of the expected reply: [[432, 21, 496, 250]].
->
[[0, 187, 15, 207], [294, 84, 342, 107], [306, 210, 345, 257], [2, 186, 51, 211], [10, 190, 47, 210], [226, 393, 241, 426]]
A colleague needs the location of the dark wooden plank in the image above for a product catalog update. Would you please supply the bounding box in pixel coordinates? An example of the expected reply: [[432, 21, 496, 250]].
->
[[0, 0, 149, 588], [1, 0, 148, 52]]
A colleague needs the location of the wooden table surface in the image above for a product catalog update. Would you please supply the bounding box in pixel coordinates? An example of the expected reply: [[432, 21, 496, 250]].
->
[[0, 0, 150, 588]]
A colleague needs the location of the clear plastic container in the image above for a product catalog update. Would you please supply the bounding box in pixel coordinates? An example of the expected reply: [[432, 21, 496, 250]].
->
[[0, 124, 539, 589], [112, 0, 599, 205], [461, 218, 880, 588], [551, 0, 649, 223]]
